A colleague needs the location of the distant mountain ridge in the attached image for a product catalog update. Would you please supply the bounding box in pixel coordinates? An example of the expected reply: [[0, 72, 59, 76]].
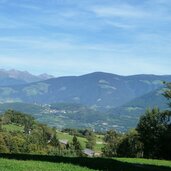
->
[[0, 69, 54, 86], [0, 71, 171, 131], [0, 71, 171, 107], [106, 88, 169, 130]]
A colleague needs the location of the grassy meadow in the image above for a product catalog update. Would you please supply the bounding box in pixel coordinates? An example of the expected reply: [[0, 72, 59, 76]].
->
[[2, 124, 24, 132], [0, 158, 94, 171], [116, 158, 171, 168], [1, 153, 171, 171], [57, 131, 104, 152]]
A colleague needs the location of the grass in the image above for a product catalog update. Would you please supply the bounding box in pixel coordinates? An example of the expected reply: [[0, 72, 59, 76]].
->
[[57, 131, 104, 152], [57, 131, 87, 148], [3, 124, 24, 132], [0, 158, 95, 171], [115, 158, 171, 168], [1, 153, 171, 171], [95, 135, 105, 152]]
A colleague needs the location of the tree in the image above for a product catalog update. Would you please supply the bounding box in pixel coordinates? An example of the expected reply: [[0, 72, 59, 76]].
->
[[0, 117, 3, 131], [161, 82, 171, 159], [40, 124, 53, 146], [137, 107, 169, 158], [102, 130, 119, 157], [0, 134, 9, 153], [85, 130, 96, 150], [86, 135, 96, 150], [72, 135, 82, 156], [117, 129, 143, 158], [103, 130, 118, 143], [50, 134, 59, 148], [161, 123, 171, 159], [163, 82, 171, 107], [24, 119, 33, 134]]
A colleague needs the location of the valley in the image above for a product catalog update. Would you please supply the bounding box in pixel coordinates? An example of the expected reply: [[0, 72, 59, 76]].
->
[[0, 71, 170, 131]]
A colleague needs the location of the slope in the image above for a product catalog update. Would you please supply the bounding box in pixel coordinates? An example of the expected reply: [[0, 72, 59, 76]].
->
[[0, 69, 54, 86], [108, 88, 169, 131], [0, 72, 171, 108]]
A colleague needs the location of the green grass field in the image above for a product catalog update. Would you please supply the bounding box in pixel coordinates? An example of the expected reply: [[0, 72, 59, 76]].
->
[[116, 158, 171, 168], [0, 158, 95, 171], [1, 154, 171, 171], [57, 131, 104, 152], [2, 124, 24, 132]]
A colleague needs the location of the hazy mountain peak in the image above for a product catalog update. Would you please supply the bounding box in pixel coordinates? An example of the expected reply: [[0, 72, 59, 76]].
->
[[0, 68, 55, 86], [38, 73, 54, 80]]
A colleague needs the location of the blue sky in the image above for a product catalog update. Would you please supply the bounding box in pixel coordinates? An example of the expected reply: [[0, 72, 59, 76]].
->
[[0, 0, 171, 76]]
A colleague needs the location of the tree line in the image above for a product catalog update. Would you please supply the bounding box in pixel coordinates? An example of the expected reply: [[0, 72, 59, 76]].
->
[[0, 110, 85, 157]]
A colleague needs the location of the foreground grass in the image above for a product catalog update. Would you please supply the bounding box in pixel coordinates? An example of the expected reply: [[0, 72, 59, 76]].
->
[[0, 158, 95, 171], [115, 158, 171, 168], [1, 154, 171, 171]]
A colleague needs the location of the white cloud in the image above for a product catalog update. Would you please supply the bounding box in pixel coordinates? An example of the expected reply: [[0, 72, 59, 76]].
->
[[0, 0, 171, 76], [0, 15, 39, 29], [0, 36, 119, 52], [91, 4, 149, 18], [104, 20, 135, 29]]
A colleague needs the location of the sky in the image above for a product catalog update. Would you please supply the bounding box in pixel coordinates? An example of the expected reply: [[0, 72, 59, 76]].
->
[[0, 0, 171, 76]]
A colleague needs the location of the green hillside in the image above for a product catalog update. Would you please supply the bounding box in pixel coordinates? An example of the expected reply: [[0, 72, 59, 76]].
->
[[0, 72, 171, 108], [0, 110, 104, 156], [2, 122, 104, 153], [0, 102, 43, 115], [0, 86, 169, 133], [57, 131, 104, 152], [0, 89, 168, 132], [0, 102, 111, 132], [108, 88, 169, 131]]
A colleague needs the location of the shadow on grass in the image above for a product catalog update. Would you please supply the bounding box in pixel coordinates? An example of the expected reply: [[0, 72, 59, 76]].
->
[[0, 153, 171, 171]]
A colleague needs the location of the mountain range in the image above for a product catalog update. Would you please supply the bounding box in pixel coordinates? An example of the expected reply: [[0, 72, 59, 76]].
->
[[0, 69, 54, 86], [0, 71, 170, 107], [0, 69, 171, 131]]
